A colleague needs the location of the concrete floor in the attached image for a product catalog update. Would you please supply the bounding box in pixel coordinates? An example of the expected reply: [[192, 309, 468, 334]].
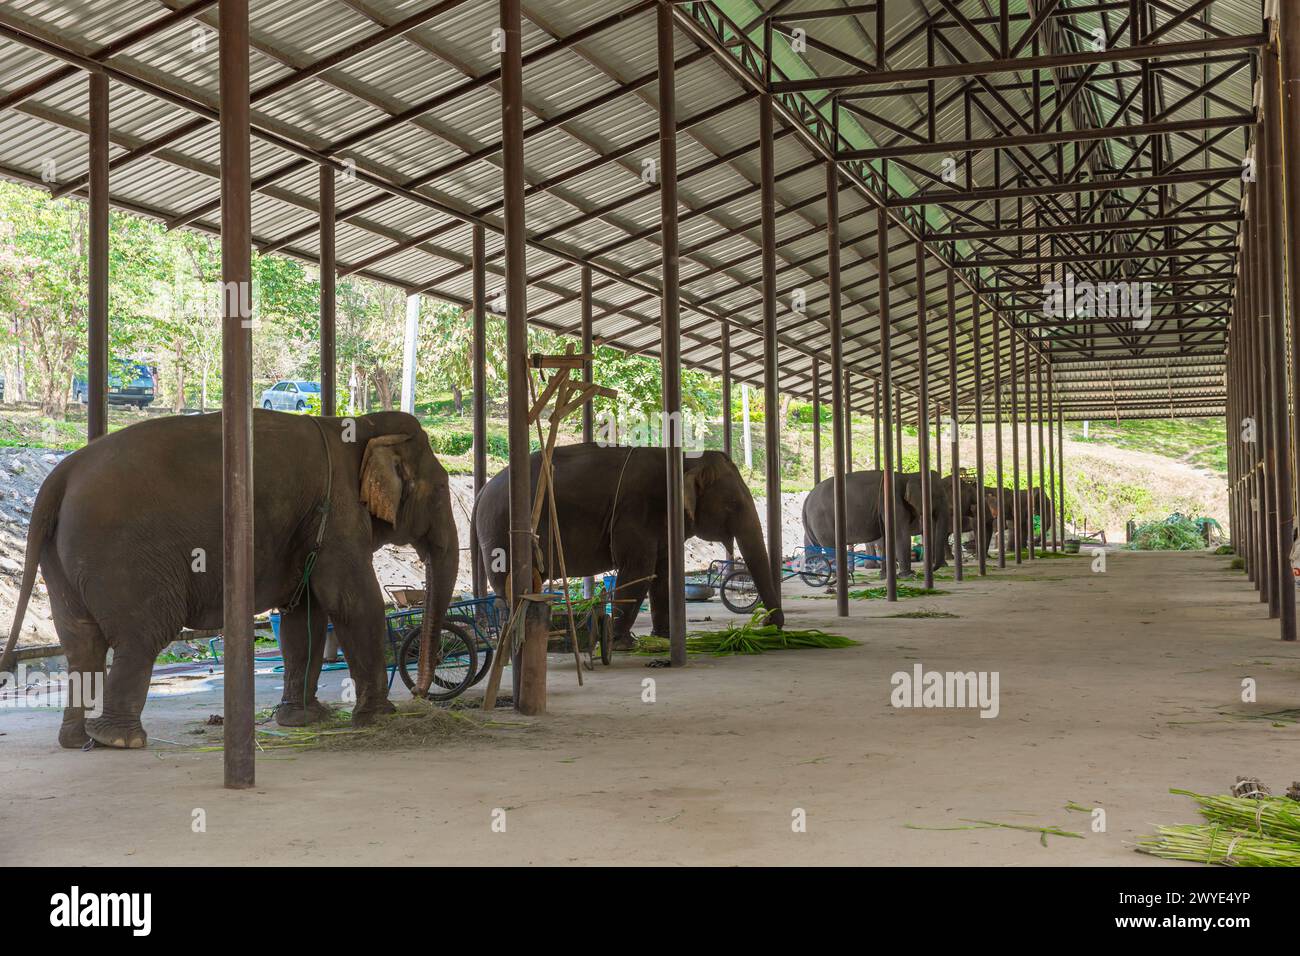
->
[[1, 549, 1296, 866]]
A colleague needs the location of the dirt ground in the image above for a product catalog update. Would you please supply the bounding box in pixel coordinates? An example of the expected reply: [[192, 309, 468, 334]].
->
[[1, 549, 1294, 867]]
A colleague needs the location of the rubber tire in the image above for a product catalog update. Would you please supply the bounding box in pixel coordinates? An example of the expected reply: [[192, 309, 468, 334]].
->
[[446, 612, 494, 686], [720, 569, 760, 615], [396, 620, 476, 702], [295, 400, 305, 411], [799, 554, 832, 588]]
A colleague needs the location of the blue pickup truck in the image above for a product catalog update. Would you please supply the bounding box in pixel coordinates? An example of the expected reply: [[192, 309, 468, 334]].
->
[[72, 360, 158, 408]]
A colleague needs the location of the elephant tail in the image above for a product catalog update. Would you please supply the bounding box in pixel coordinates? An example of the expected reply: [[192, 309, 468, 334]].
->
[[1, 464, 63, 682]]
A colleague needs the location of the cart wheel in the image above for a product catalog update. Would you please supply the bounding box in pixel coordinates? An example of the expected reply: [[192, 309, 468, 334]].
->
[[446, 613, 493, 687], [799, 553, 832, 588], [397, 620, 476, 701], [720, 569, 760, 614], [599, 613, 613, 665]]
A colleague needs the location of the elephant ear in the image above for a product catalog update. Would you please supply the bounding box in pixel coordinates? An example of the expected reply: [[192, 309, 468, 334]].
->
[[359, 434, 411, 526], [683, 458, 724, 527]]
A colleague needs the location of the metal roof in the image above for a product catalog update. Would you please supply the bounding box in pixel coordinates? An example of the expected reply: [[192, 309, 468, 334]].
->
[[0, 0, 1259, 420]]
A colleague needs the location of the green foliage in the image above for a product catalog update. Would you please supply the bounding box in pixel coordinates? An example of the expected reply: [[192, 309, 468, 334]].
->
[[1128, 514, 1210, 551], [1066, 417, 1227, 476]]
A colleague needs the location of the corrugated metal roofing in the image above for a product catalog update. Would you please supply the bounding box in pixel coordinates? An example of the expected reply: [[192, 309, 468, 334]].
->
[[0, 0, 1260, 420]]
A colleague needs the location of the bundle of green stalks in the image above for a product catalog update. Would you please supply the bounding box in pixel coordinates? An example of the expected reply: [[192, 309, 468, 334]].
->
[[848, 584, 949, 600], [633, 608, 859, 656], [1136, 790, 1300, 866]]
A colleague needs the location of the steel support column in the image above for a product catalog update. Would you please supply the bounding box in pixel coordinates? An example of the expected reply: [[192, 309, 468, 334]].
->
[[219, 0, 255, 790], [916, 239, 933, 590], [500, 0, 542, 714], [658, 1, 688, 664], [1036, 354, 1046, 558], [472, 225, 488, 599], [946, 268, 962, 581], [812, 358, 822, 485], [1010, 325, 1022, 564], [1024, 338, 1035, 560], [1047, 364, 1058, 551], [319, 165, 336, 416], [972, 294, 987, 575], [993, 312, 1006, 568], [827, 160, 849, 618], [879, 207, 897, 601], [87, 72, 109, 442], [760, 94, 783, 596]]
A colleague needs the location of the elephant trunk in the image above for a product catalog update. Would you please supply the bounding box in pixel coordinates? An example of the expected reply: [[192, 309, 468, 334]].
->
[[414, 512, 457, 697], [734, 519, 785, 628]]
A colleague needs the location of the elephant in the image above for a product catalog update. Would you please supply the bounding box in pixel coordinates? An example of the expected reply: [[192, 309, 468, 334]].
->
[[472, 444, 783, 645], [0, 409, 458, 750], [989, 487, 1054, 548], [802, 470, 952, 577], [950, 480, 1000, 559]]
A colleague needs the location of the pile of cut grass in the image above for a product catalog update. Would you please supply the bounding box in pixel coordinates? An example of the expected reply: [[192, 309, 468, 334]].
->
[[848, 584, 949, 600], [1136, 789, 1300, 866], [884, 609, 959, 619], [633, 608, 858, 656], [191, 700, 496, 753]]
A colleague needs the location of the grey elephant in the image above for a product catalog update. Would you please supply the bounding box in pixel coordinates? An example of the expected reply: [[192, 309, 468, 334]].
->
[[472, 444, 783, 645], [802, 470, 952, 576], [0, 409, 458, 750], [989, 487, 1054, 548]]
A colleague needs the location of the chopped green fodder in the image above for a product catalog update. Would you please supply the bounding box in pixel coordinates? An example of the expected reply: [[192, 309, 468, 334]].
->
[[1229, 557, 1245, 571], [1129, 514, 1213, 551], [633, 608, 858, 656], [1214, 545, 1235, 555], [188, 700, 494, 753], [1136, 790, 1300, 866], [849, 585, 949, 600], [883, 609, 959, 619], [907, 819, 1083, 848]]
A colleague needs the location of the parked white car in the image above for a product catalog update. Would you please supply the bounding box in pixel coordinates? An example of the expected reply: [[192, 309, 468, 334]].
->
[[258, 380, 320, 412]]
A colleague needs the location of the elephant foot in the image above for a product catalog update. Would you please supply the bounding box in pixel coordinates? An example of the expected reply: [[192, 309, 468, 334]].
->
[[897, 569, 916, 580], [351, 698, 397, 728], [274, 698, 333, 728], [612, 632, 638, 651], [85, 715, 148, 750], [58, 714, 89, 750]]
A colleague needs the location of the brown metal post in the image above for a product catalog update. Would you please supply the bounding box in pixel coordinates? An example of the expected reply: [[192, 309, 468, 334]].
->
[[934, 400, 942, 476], [946, 268, 962, 580], [872, 378, 879, 468], [1251, 162, 1275, 610], [499, 0, 542, 713], [827, 160, 849, 617], [1057, 396, 1065, 542], [219, 0, 255, 790], [1036, 353, 1046, 558], [1010, 326, 1022, 563], [1047, 364, 1058, 551], [721, 323, 733, 461], [916, 239, 933, 590], [1264, 36, 1296, 638], [879, 207, 897, 600], [658, 1, 688, 663], [472, 225, 488, 599], [1024, 338, 1034, 560], [87, 72, 109, 442], [1281, 2, 1300, 549], [319, 165, 336, 416], [972, 294, 987, 575], [812, 358, 822, 485], [846, 372, 854, 468], [993, 312, 1006, 567], [760, 94, 783, 594]]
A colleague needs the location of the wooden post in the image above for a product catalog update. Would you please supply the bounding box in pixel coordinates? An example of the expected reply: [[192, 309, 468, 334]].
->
[[219, 0, 255, 789]]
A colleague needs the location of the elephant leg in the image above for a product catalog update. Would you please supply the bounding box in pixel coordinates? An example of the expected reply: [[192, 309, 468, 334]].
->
[[648, 554, 671, 637], [274, 601, 331, 728], [313, 564, 395, 726], [610, 559, 655, 649], [896, 524, 915, 578], [86, 637, 164, 749], [52, 617, 108, 749]]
